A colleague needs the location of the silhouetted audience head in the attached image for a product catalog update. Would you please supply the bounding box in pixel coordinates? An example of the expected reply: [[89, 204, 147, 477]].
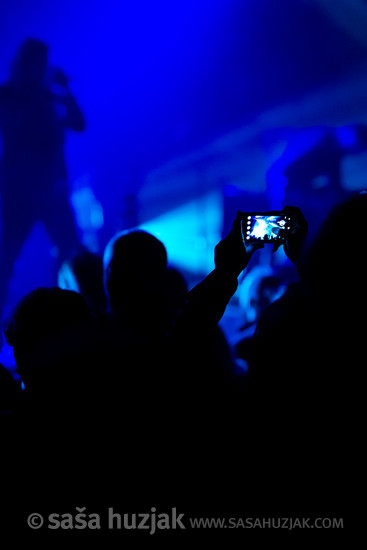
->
[[58, 251, 106, 313], [103, 230, 167, 320], [10, 38, 48, 87], [5, 287, 93, 393], [305, 192, 367, 310]]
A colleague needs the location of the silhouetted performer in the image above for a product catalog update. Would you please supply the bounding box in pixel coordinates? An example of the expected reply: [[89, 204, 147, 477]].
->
[[0, 38, 85, 317]]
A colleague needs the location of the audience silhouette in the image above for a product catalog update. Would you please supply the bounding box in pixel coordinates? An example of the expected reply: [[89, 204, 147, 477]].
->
[[5, 287, 93, 398], [243, 198, 364, 511], [1, 186, 361, 524], [103, 230, 169, 335]]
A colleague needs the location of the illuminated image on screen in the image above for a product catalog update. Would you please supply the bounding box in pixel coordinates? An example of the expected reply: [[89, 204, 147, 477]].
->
[[244, 215, 291, 242]]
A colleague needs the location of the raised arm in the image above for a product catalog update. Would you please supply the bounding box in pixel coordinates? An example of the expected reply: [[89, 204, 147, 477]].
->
[[175, 213, 264, 331]]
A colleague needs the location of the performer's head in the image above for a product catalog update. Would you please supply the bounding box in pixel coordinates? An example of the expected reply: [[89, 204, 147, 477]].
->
[[10, 38, 48, 87]]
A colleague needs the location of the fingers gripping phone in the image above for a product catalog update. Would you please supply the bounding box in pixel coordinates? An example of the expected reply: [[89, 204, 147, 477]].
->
[[239, 211, 294, 244]]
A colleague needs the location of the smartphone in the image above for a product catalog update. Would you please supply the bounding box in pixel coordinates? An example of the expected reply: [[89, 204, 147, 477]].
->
[[240, 212, 293, 244]]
